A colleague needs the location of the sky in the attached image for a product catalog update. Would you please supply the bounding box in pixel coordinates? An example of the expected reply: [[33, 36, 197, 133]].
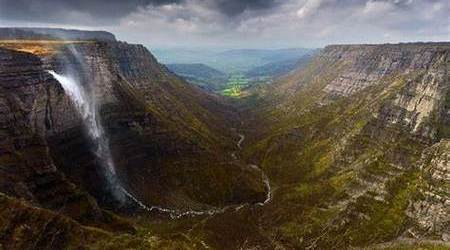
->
[[0, 0, 448, 49]]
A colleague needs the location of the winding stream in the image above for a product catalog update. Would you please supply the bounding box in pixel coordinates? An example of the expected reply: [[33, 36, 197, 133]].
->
[[49, 70, 272, 219], [237, 134, 272, 207], [122, 133, 273, 218]]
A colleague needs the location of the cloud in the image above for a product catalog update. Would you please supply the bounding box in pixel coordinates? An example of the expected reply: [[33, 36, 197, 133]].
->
[[0, 0, 280, 25], [0, 0, 181, 25], [0, 0, 448, 48], [214, 0, 278, 16], [297, 0, 323, 19]]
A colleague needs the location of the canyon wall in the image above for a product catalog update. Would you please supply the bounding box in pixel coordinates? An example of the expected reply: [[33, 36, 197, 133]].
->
[[239, 42, 449, 248], [0, 39, 266, 241], [0, 47, 138, 237]]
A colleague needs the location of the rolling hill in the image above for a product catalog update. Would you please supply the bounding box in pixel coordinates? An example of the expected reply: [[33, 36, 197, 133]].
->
[[166, 63, 228, 91]]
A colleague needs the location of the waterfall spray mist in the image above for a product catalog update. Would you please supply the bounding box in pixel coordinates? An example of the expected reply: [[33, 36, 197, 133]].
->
[[48, 70, 125, 202]]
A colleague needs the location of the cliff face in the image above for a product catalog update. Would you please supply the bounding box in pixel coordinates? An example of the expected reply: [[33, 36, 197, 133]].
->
[[321, 44, 445, 96], [0, 39, 266, 244], [237, 43, 449, 248], [0, 47, 139, 236], [320, 44, 448, 139], [0, 48, 80, 209], [44, 41, 265, 208], [264, 43, 449, 140], [407, 140, 449, 240]]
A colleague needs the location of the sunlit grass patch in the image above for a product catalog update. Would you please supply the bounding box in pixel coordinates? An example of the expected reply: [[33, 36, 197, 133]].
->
[[0, 40, 90, 56], [219, 73, 249, 97]]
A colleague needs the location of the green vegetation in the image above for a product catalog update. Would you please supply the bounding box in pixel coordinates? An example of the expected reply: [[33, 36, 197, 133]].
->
[[336, 171, 421, 246], [158, 48, 315, 95], [220, 73, 249, 97]]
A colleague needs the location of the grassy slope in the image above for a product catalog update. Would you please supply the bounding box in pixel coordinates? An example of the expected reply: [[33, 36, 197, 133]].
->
[[0, 192, 208, 249]]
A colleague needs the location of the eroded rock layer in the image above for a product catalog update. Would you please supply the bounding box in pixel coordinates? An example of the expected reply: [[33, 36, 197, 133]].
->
[[235, 42, 449, 249]]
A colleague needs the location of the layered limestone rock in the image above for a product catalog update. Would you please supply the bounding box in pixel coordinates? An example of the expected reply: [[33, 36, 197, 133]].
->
[[0, 48, 135, 232], [235, 42, 450, 249], [322, 44, 448, 97], [407, 140, 449, 241], [268, 43, 449, 141], [0, 47, 77, 205], [319, 44, 450, 140], [2, 34, 446, 249]]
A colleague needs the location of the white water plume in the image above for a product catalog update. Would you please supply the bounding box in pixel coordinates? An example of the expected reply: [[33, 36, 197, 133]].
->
[[48, 72, 102, 141], [48, 70, 124, 201], [48, 69, 182, 212]]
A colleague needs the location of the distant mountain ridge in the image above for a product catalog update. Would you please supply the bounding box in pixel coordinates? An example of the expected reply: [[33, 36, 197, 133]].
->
[[157, 48, 316, 93], [167, 63, 226, 79], [153, 47, 314, 73], [246, 52, 317, 78], [166, 63, 228, 91], [217, 48, 312, 62]]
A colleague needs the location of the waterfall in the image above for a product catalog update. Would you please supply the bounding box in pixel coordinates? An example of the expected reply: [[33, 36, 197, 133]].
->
[[48, 69, 274, 217], [48, 70, 125, 202], [46, 47, 272, 217], [48, 72, 102, 146]]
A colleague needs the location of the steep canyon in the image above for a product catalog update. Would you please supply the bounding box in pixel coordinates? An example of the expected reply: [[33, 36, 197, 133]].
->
[[0, 29, 448, 249]]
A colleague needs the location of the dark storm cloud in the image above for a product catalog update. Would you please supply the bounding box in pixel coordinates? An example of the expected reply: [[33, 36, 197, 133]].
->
[[0, 0, 181, 24], [1, 0, 448, 47], [0, 0, 280, 25], [214, 0, 278, 16]]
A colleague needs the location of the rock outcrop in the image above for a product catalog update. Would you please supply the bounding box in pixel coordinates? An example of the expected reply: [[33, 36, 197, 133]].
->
[[407, 140, 449, 241], [0, 27, 116, 41], [321, 44, 447, 97], [0, 47, 139, 234]]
